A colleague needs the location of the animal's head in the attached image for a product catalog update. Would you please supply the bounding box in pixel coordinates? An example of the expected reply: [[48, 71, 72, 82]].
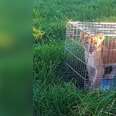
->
[[80, 32, 105, 53], [89, 33, 104, 47], [81, 32, 104, 44]]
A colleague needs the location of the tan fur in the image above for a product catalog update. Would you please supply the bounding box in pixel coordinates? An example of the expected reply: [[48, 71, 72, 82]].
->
[[102, 39, 116, 65], [80, 32, 116, 65], [81, 32, 116, 87]]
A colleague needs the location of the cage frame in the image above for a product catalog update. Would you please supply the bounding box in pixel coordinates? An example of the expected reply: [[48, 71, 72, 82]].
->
[[65, 21, 116, 90]]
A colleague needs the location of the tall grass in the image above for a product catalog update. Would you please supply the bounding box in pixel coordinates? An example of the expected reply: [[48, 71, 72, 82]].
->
[[33, 42, 116, 116], [33, 42, 65, 84], [33, 0, 116, 115], [33, 0, 116, 42]]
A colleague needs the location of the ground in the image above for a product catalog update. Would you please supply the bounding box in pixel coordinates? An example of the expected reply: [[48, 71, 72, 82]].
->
[[33, 0, 116, 115]]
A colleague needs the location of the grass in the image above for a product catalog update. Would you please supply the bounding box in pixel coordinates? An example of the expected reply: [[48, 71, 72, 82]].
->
[[33, 42, 116, 116], [33, 0, 116, 115], [33, 42, 65, 85], [33, 0, 116, 42]]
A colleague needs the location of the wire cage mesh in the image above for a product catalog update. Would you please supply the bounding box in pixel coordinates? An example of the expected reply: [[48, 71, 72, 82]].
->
[[65, 21, 116, 90]]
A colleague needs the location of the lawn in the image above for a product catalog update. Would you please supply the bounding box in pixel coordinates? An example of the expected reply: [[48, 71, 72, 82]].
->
[[33, 42, 116, 116], [33, 0, 116, 116]]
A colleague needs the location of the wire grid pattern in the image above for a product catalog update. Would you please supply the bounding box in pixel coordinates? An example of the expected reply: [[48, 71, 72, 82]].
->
[[65, 21, 116, 89]]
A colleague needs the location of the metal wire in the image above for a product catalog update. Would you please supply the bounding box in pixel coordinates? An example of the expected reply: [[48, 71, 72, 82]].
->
[[65, 21, 116, 89]]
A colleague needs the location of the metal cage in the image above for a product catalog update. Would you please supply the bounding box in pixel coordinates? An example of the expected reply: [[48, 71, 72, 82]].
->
[[65, 21, 116, 90]]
